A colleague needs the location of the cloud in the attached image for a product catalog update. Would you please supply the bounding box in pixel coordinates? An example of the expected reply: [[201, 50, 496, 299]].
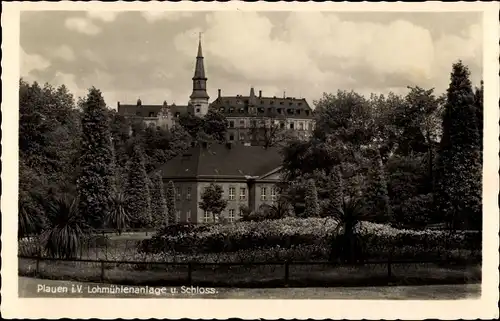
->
[[20, 47, 51, 80], [87, 11, 119, 22], [65, 17, 101, 35], [141, 11, 194, 23], [51, 45, 76, 62]]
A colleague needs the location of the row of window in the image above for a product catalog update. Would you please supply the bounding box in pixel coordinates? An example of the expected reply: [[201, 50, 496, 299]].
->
[[173, 209, 239, 224], [228, 119, 312, 131], [174, 186, 278, 201]]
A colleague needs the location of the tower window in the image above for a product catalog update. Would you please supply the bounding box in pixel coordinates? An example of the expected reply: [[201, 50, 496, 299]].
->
[[196, 108, 200, 113]]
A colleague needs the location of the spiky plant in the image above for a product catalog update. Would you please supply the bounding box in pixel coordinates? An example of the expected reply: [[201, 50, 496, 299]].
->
[[330, 197, 371, 263], [106, 192, 131, 235], [33, 193, 89, 259]]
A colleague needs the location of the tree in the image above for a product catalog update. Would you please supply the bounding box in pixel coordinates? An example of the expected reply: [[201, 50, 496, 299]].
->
[[249, 112, 293, 148], [165, 180, 176, 225], [202, 110, 228, 143], [124, 144, 152, 228], [199, 183, 228, 223], [303, 179, 320, 217], [323, 165, 344, 217], [77, 87, 115, 228], [178, 113, 204, 138], [434, 61, 482, 230], [150, 171, 168, 227], [364, 149, 392, 223]]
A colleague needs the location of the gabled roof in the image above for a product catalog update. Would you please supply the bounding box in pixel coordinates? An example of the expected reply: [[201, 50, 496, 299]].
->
[[157, 143, 283, 180], [209, 94, 314, 119]]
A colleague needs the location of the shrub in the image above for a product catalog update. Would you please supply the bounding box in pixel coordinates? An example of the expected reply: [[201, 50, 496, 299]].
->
[[393, 193, 434, 229]]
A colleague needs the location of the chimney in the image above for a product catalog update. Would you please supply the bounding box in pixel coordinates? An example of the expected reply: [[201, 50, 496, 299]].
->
[[117, 101, 120, 108], [218, 89, 221, 98], [259, 90, 262, 98], [225, 142, 233, 149]]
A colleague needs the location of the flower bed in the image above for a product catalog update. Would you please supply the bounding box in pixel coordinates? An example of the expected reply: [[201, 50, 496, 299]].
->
[[139, 218, 481, 262]]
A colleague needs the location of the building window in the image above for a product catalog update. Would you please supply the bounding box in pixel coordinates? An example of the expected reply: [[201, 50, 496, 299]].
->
[[196, 108, 200, 113], [239, 133, 245, 141], [186, 210, 191, 222], [240, 188, 246, 200], [239, 120, 245, 127], [229, 187, 235, 200], [299, 122, 304, 130], [175, 187, 181, 200], [271, 187, 277, 201], [280, 122, 285, 129], [290, 123, 294, 130], [229, 134, 234, 141], [149, 112, 155, 117], [204, 211, 211, 223], [229, 121, 235, 128], [176, 210, 181, 222], [307, 122, 311, 130], [260, 187, 267, 201], [228, 209, 235, 223], [186, 187, 191, 200]]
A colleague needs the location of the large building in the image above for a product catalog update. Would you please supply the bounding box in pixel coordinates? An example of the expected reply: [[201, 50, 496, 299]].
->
[[117, 36, 315, 144], [157, 142, 283, 223]]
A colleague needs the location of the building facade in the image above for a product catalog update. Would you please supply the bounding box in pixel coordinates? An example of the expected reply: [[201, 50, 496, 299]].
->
[[116, 36, 316, 143], [209, 87, 315, 144], [156, 143, 283, 223]]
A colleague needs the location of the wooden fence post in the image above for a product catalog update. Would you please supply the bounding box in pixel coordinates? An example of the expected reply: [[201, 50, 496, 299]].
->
[[187, 263, 192, 284], [35, 258, 40, 277], [387, 256, 392, 279], [284, 261, 290, 287], [100, 260, 105, 281]]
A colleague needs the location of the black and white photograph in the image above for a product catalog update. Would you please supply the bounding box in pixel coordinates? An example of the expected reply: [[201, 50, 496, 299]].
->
[[2, 1, 499, 319]]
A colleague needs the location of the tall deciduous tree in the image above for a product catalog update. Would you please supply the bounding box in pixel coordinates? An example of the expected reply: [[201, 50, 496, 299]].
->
[[150, 171, 168, 227], [165, 180, 176, 225], [125, 144, 152, 228], [202, 110, 228, 143], [77, 87, 115, 228], [434, 61, 482, 230], [199, 183, 228, 223]]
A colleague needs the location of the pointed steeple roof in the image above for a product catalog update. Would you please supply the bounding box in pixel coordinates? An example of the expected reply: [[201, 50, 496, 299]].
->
[[193, 32, 206, 80], [190, 33, 209, 100]]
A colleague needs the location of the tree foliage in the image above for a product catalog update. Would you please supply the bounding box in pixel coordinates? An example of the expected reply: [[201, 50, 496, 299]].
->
[[434, 61, 482, 230], [125, 145, 152, 228], [150, 171, 168, 227], [199, 183, 228, 223], [165, 180, 176, 225], [76, 87, 115, 228]]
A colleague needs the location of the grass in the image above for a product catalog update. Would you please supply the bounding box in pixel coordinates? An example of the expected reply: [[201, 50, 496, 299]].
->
[[18, 257, 481, 288]]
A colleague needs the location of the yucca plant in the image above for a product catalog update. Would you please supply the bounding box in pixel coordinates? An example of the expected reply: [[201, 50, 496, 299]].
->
[[330, 197, 371, 263], [33, 193, 89, 259], [106, 192, 131, 235]]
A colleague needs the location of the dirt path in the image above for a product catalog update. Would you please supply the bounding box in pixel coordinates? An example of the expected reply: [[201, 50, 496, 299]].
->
[[19, 277, 480, 299]]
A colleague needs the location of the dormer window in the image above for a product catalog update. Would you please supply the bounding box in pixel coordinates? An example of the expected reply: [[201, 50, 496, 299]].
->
[[239, 108, 245, 113], [229, 107, 235, 113], [296, 109, 301, 115], [270, 101, 274, 105], [280, 101, 284, 105], [298, 102, 302, 106], [149, 112, 155, 117], [305, 110, 310, 116], [277, 108, 282, 114], [289, 102, 293, 106], [219, 107, 225, 112], [175, 112, 180, 118]]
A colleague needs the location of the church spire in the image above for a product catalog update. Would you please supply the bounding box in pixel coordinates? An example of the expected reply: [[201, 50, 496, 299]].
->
[[190, 32, 209, 100]]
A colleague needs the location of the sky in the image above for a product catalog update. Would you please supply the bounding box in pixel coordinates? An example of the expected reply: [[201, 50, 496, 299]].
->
[[20, 10, 483, 109]]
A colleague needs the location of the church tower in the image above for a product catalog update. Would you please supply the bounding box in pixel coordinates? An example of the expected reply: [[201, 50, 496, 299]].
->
[[189, 33, 210, 117]]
